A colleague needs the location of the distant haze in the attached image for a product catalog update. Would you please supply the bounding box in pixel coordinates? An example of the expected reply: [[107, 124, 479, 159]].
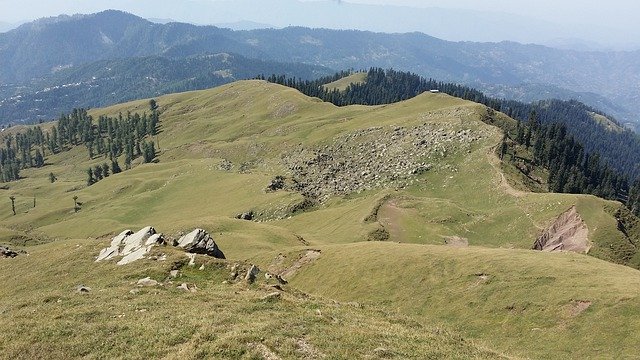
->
[[0, 0, 638, 50]]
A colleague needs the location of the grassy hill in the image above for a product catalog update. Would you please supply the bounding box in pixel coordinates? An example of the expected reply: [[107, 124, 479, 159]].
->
[[322, 71, 367, 92], [0, 80, 639, 358], [288, 242, 640, 359]]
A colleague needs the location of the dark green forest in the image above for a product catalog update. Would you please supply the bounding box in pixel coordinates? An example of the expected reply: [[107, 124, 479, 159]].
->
[[0, 102, 160, 185], [0, 54, 330, 124]]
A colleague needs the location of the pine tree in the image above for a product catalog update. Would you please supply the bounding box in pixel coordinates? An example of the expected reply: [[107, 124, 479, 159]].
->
[[94, 165, 103, 180], [9, 196, 15, 215], [87, 168, 95, 186], [499, 134, 508, 160], [111, 159, 122, 174], [34, 149, 44, 167], [516, 121, 525, 144], [102, 163, 110, 178], [142, 141, 156, 163]]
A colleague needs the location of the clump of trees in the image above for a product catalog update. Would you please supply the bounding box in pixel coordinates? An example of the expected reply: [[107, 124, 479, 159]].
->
[[0, 126, 47, 182], [87, 163, 113, 186], [0, 100, 160, 185]]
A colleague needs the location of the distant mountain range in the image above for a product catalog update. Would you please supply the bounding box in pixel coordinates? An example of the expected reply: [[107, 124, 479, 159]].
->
[[4, 0, 637, 50], [0, 53, 330, 123], [0, 10, 639, 129]]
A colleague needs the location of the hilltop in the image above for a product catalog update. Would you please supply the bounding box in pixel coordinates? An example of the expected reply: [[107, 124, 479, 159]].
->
[[1, 81, 639, 358]]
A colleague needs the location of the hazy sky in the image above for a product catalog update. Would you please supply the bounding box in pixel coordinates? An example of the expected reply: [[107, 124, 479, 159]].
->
[[1, 0, 638, 49], [1, 0, 637, 28], [0, 0, 634, 29], [344, 0, 639, 29]]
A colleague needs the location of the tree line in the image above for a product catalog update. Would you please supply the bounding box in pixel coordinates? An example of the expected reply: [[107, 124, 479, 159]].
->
[[262, 68, 639, 215], [506, 111, 627, 200], [0, 100, 160, 184]]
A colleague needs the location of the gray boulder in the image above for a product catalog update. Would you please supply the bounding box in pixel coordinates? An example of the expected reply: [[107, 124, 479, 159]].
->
[[75, 285, 91, 293], [176, 229, 225, 259], [136, 277, 159, 287], [0, 246, 19, 258], [245, 264, 260, 283], [235, 211, 254, 220]]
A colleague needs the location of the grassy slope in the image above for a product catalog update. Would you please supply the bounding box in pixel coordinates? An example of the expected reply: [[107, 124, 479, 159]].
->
[[288, 242, 640, 359], [322, 72, 367, 92], [0, 240, 506, 359], [0, 80, 638, 358]]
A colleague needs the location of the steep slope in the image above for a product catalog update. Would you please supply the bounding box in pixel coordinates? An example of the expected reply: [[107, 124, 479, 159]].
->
[[0, 81, 639, 358]]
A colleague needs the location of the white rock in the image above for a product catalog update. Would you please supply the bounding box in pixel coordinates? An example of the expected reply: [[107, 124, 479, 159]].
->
[[96, 245, 119, 262], [136, 277, 159, 287], [186, 253, 196, 266], [177, 283, 197, 292], [144, 233, 165, 246], [245, 265, 260, 283], [121, 226, 156, 256], [96, 229, 133, 262], [111, 230, 133, 247], [117, 246, 152, 266]]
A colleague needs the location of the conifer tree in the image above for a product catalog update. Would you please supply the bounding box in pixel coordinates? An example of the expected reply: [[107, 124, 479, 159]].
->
[[87, 168, 95, 186], [111, 159, 122, 174], [102, 163, 110, 178], [34, 149, 44, 167], [94, 165, 103, 180]]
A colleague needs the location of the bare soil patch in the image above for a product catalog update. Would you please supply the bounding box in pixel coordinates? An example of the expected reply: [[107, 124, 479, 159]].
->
[[534, 206, 590, 253], [279, 250, 322, 280], [443, 236, 469, 247]]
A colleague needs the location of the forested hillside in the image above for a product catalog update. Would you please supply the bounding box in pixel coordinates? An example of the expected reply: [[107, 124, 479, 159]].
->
[[0, 54, 330, 123], [0, 104, 160, 184]]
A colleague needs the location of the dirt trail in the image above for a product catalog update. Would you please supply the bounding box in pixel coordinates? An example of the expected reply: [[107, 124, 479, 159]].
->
[[279, 250, 322, 280], [487, 145, 525, 198], [377, 200, 405, 242]]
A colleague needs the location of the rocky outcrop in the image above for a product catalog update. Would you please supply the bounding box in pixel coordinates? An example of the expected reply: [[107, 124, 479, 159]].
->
[[235, 211, 254, 221], [282, 124, 483, 202], [176, 228, 225, 259], [97, 227, 225, 265], [0, 246, 19, 258], [96, 226, 166, 265], [245, 264, 260, 283], [534, 206, 590, 253]]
